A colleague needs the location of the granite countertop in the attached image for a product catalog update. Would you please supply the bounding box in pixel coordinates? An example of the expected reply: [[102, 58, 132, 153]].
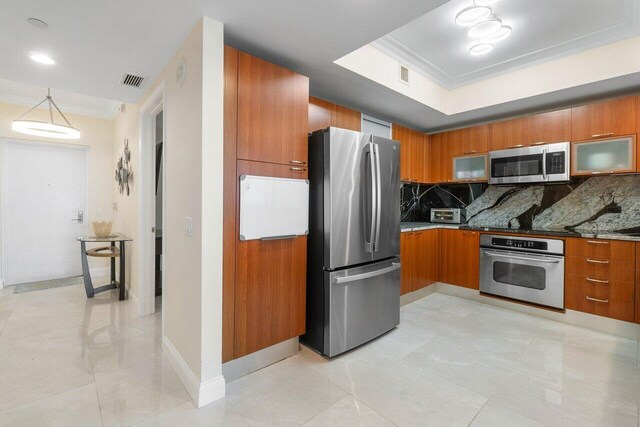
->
[[400, 222, 640, 242]]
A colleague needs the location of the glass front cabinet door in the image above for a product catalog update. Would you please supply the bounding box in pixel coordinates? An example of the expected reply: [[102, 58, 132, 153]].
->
[[452, 154, 488, 182], [572, 136, 636, 176]]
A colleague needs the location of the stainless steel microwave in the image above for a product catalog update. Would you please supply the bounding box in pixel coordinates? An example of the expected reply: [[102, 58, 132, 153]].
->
[[488, 142, 570, 185]]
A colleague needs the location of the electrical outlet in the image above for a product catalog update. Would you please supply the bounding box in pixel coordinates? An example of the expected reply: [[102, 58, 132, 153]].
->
[[96, 208, 102, 218], [113, 202, 118, 211]]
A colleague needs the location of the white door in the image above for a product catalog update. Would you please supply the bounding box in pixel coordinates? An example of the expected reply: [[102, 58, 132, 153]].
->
[[6, 140, 88, 285]]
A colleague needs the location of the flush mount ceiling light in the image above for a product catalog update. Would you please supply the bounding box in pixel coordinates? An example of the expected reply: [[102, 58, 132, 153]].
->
[[30, 53, 55, 65], [469, 43, 493, 56], [479, 25, 512, 43], [12, 88, 80, 139], [455, 6, 492, 26], [468, 18, 503, 38], [27, 17, 48, 29]]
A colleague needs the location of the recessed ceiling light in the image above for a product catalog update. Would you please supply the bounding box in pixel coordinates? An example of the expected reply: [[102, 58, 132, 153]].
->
[[455, 6, 492, 26], [479, 25, 512, 43], [468, 19, 502, 38], [469, 43, 493, 56], [474, 0, 500, 6], [27, 17, 48, 29], [30, 53, 55, 65]]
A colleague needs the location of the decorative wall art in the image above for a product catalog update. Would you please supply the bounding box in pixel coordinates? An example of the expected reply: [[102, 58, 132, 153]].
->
[[115, 138, 133, 195]]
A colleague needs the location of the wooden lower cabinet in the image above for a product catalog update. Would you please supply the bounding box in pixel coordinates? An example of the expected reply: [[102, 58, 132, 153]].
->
[[400, 229, 440, 295], [636, 243, 640, 323], [414, 230, 439, 291], [232, 160, 307, 359], [565, 238, 636, 323], [439, 229, 479, 289], [400, 232, 415, 295]]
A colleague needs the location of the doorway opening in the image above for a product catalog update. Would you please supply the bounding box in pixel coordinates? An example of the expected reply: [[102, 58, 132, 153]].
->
[[1, 139, 89, 289], [138, 83, 166, 320], [154, 111, 164, 301]]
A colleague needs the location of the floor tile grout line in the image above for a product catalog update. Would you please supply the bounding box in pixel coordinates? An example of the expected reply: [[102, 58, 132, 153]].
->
[[467, 399, 488, 427], [0, 381, 95, 417]]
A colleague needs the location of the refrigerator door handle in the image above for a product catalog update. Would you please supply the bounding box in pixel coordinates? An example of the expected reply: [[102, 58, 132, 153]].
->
[[333, 262, 401, 284], [365, 141, 377, 253], [373, 142, 382, 252]]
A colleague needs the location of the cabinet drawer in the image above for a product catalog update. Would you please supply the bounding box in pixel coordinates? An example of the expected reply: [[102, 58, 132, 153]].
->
[[566, 256, 635, 282], [566, 238, 635, 261], [565, 274, 634, 322]]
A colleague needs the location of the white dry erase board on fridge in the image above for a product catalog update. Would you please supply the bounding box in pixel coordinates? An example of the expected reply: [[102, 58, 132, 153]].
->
[[239, 175, 309, 241]]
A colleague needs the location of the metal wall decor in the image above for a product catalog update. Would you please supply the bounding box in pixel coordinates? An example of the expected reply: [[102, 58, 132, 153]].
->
[[115, 139, 133, 195]]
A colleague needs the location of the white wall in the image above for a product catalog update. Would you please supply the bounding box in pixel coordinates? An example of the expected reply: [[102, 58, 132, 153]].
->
[[0, 101, 114, 284], [112, 17, 225, 406]]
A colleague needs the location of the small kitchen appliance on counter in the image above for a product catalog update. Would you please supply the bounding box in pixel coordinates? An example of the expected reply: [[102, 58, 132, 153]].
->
[[430, 208, 466, 224]]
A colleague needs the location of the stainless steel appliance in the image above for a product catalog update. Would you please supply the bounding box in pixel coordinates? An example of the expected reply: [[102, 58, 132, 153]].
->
[[302, 127, 401, 357], [431, 208, 465, 224], [489, 142, 570, 184], [480, 234, 565, 309]]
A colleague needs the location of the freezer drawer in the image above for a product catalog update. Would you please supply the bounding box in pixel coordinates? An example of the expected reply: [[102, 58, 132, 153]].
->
[[326, 257, 400, 357]]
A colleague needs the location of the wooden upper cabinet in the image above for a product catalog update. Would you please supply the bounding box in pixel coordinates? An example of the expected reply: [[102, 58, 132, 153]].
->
[[393, 123, 428, 183], [447, 125, 489, 156], [429, 133, 452, 183], [333, 104, 361, 131], [237, 52, 309, 166], [571, 96, 637, 141], [308, 97, 333, 133], [308, 97, 361, 133], [490, 109, 571, 151]]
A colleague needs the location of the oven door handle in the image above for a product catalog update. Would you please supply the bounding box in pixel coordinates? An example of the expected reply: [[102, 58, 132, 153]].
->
[[482, 250, 561, 264]]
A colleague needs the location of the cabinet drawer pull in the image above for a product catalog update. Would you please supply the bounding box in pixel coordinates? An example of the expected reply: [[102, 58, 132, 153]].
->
[[290, 167, 307, 171], [530, 142, 547, 146], [463, 150, 478, 155], [586, 296, 609, 304], [591, 132, 614, 139], [587, 240, 609, 245], [508, 144, 524, 149], [586, 259, 610, 264], [590, 171, 614, 175], [290, 160, 306, 165], [586, 277, 609, 284]]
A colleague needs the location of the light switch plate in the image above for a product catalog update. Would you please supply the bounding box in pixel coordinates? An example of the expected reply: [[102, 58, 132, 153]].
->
[[185, 217, 193, 236]]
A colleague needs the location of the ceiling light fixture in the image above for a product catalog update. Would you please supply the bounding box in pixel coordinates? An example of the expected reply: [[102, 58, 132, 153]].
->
[[469, 43, 493, 56], [479, 25, 512, 43], [455, 6, 492, 26], [27, 17, 48, 29], [473, 0, 500, 6], [12, 88, 80, 139], [30, 53, 55, 65], [468, 18, 502, 38]]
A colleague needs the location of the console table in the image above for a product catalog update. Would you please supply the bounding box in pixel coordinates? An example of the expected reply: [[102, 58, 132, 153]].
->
[[78, 234, 132, 300]]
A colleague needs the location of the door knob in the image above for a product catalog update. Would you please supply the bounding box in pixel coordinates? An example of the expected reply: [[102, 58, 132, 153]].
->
[[71, 210, 84, 223]]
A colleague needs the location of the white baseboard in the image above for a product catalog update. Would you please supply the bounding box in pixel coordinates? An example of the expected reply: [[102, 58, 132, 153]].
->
[[162, 335, 226, 407]]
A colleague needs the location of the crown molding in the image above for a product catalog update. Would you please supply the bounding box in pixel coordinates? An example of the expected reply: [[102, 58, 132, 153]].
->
[[373, 0, 640, 90]]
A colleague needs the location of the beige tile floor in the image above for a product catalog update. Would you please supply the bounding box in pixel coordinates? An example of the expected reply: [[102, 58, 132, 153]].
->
[[1, 283, 639, 426]]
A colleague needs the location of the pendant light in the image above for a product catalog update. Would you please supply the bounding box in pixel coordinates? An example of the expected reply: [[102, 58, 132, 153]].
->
[[12, 88, 80, 139]]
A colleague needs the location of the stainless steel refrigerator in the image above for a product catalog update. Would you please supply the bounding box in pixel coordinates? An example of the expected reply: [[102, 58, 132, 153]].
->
[[302, 127, 401, 357]]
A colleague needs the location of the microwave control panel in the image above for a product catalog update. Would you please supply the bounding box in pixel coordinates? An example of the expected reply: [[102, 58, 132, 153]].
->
[[545, 151, 566, 174]]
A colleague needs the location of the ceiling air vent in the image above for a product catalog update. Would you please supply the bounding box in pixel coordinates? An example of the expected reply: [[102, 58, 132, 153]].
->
[[399, 64, 410, 85], [119, 73, 145, 88]]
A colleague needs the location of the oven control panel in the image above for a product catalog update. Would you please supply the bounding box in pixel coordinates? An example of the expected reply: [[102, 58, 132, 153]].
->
[[491, 237, 548, 251]]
